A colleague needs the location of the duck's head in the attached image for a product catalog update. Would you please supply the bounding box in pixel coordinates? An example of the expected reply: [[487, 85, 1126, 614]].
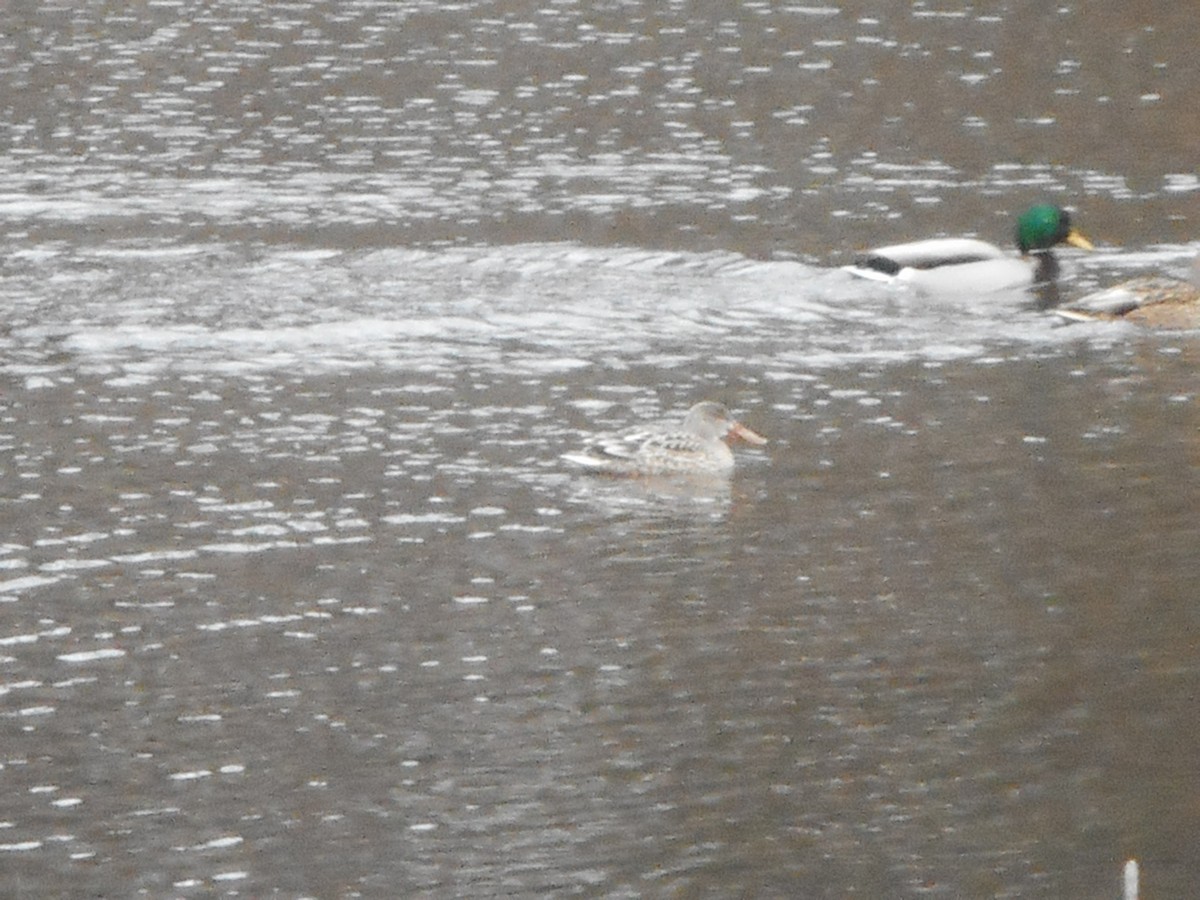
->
[[1015, 204, 1094, 255], [684, 402, 767, 445]]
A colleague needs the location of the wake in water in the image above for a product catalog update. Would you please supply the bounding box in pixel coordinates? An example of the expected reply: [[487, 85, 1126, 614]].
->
[[10, 240, 1186, 384]]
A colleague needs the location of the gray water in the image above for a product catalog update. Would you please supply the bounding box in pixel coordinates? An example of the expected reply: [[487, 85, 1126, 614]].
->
[[1, 2, 1199, 897]]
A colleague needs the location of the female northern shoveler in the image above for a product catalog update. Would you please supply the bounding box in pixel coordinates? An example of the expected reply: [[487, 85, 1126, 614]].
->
[[563, 401, 767, 476], [844, 204, 1094, 295]]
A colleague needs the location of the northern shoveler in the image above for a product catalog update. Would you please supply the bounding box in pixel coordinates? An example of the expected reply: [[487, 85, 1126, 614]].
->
[[563, 401, 767, 476]]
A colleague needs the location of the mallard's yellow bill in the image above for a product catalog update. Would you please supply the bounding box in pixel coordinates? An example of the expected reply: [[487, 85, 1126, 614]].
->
[[1066, 228, 1095, 251]]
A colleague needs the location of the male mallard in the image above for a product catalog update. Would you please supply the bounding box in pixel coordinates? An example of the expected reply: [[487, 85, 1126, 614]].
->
[[562, 401, 767, 476], [1059, 253, 1200, 328], [844, 204, 1094, 295]]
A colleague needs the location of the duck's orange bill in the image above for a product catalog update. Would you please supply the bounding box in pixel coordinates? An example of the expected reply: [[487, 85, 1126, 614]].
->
[[730, 422, 768, 445], [1066, 228, 1094, 251]]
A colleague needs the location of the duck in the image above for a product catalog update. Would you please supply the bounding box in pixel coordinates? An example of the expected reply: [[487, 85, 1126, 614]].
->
[[1059, 253, 1200, 328], [562, 401, 767, 476], [844, 204, 1094, 295]]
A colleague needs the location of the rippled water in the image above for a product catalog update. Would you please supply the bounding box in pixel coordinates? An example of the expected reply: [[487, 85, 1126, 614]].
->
[[1, 2, 1199, 897]]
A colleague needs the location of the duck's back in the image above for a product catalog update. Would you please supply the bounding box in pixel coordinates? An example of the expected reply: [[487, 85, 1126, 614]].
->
[[851, 238, 1007, 277], [564, 428, 734, 476]]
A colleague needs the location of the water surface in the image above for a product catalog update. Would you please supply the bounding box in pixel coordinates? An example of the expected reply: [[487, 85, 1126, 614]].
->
[[1, 2, 1198, 897]]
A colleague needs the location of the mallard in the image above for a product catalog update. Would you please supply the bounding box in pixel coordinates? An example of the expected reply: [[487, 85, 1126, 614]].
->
[[1059, 253, 1200, 328], [844, 204, 1094, 295], [562, 401, 767, 476]]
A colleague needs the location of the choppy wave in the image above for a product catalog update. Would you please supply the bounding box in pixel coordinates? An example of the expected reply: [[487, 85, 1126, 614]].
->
[[9, 241, 1192, 382]]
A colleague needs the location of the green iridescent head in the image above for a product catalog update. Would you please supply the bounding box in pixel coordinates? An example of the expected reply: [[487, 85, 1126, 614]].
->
[[1015, 204, 1094, 254]]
